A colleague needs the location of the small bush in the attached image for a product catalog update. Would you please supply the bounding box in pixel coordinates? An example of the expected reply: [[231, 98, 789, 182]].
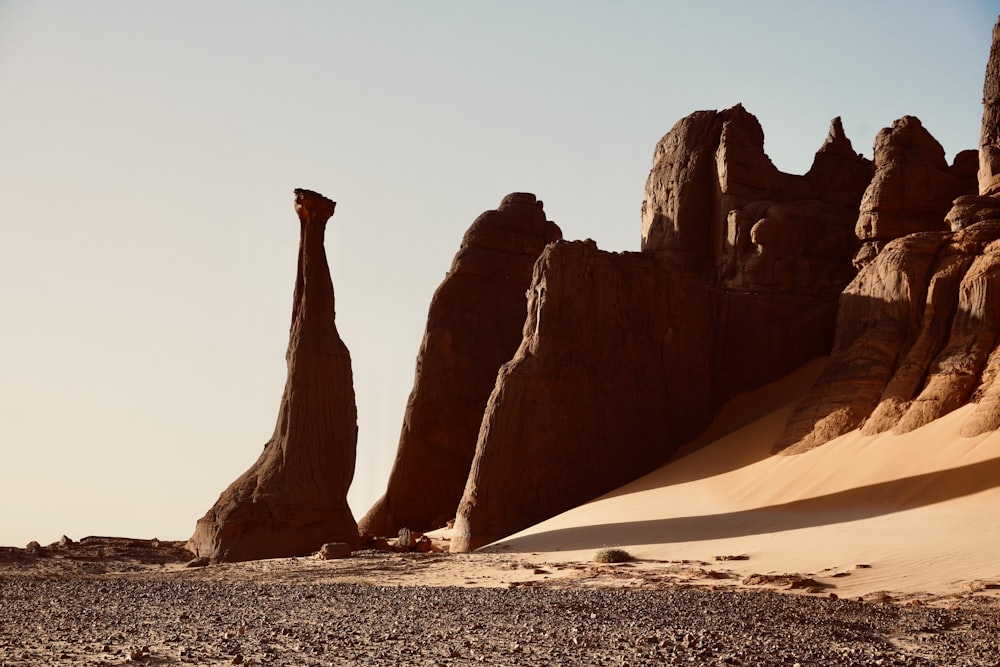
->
[[593, 547, 632, 563]]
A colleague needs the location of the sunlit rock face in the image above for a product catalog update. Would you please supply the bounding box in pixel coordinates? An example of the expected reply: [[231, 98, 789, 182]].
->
[[641, 104, 871, 291], [359, 193, 561, 538], [188, 189, 360, 563], [981, 18, 1000, 197], [852, 116, 978, 269], [778, 18, 1000, 452]]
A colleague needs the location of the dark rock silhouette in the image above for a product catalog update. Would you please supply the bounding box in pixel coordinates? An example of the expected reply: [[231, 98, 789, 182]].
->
[[188, 189, 360, 562], [359, 194, 561, 537]]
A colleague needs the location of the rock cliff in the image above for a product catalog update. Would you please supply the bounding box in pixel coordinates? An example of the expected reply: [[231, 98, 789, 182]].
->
[[359, 194, 561, 537], [778, 16, 1000, 452], [451, 241, 716, 551], [188, 189, 360, 562], [852, 116, 978, 268], [452, 107, 874, 550]]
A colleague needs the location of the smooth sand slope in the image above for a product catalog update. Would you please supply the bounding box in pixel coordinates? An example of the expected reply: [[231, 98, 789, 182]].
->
[[487, 359, 1000, 598]]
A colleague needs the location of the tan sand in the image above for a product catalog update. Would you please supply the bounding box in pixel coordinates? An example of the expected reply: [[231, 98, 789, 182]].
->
[[484, 358, 1000, 599]]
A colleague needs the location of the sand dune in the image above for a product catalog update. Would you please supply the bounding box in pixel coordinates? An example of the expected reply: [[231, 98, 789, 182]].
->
[[487, 358, 1000, 597]]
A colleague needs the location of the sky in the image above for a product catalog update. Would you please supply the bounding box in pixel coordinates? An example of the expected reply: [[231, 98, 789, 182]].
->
[[0, 1, 995, 547]]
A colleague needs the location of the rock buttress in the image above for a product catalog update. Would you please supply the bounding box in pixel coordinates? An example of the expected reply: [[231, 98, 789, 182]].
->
[[358, 193, 561, 537], [451, 240, 715, 551], [188, 189, 360, 562]]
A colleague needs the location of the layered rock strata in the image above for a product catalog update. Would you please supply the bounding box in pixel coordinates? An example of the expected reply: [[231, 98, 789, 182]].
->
[[359, 194, 561, 537], [189, 189, 360, 562]]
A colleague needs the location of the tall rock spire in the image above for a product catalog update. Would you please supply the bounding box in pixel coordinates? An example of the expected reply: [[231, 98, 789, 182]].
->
[[980, 16, 1000, 196], [188, 188, 360, 562]]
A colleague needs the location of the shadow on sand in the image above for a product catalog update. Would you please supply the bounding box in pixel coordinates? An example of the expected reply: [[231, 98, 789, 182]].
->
[[490, 454, 1000, 553]]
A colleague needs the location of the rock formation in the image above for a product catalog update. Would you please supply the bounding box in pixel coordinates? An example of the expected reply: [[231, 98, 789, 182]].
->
[[451, 241, 716, 551], [852, 116, 978, 268], [642, 105, 871, 289], [451, 107, 875, 550], [359, 194, 561, 537], [981, 17, 1000, 197], [778, 16, 1000, 452], [188, 189, 360, 562]]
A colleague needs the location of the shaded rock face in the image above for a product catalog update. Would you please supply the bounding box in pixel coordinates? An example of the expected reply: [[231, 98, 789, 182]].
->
[[642, 105, 871, 291], [853, 116, 978, 268], [452, 240, 716, 551], [358, 194, 561, 537], [188, 189, 359, 562]]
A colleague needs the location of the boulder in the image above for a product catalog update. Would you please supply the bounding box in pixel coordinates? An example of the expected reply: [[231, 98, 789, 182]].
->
[[358, 193, 561, 537], [188, 189, 360, 562]]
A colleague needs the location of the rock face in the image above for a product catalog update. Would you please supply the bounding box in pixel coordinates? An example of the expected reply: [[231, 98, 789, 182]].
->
[[981, 17, 1000, 197], [358, 194, 561, 537], [642, 105, 871, 289], [853, 116, 978, 268], [188, 189, 360, 562], [776, 17, 1000, 453], [452, 106, 874, 551], [777, 221, 1000, 452], [451, 241, 716, 551]]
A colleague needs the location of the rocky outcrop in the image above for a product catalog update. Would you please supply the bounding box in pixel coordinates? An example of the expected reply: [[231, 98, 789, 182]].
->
[[451, 240, 716, 551], [642, 105, 871, 290], [188, 189, 360, 562], [853, 117, 977, 268], [776, 17, 1000, 452], [777, 220, 1000, 452], [451, 107, 873, 551], [359, 194, 561, 537], [981, 18, 1000, 197]]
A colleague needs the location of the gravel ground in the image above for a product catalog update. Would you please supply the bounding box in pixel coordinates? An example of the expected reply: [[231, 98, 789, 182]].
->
[[3, 575, 1000, 666]]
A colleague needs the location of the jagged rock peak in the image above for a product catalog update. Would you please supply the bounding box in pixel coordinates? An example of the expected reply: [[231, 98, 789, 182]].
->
[[852, 116, 978, 268], [188, 188, 360, 562], [358, 193, 561, 538]]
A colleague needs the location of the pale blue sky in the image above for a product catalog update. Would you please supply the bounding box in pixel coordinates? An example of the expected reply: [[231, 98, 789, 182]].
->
[[0, 1, 995, 546]]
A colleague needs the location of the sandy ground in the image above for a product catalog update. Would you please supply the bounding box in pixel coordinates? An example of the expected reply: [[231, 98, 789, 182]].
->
[[484, 358, 1000, 602], [6, 360, 1000, 663]]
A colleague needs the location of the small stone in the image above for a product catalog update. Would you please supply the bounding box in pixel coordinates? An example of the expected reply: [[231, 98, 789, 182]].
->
[[231, 655, 244, 665], [318, 542, 352, 560], [184, 556, 210, 568], [25, 541, 42, 555], [59, 535, 74, 547]]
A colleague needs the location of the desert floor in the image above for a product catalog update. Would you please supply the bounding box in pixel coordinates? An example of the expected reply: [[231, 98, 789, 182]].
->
[[5, 359, 1000, 665]]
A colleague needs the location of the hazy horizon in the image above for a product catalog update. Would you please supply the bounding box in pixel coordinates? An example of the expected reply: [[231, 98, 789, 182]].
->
[[1, 1, 995, 547]]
